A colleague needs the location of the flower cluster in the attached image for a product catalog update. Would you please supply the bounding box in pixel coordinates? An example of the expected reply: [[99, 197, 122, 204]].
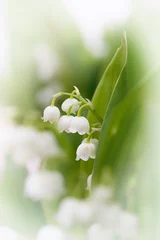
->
[[0, 185, 139, 240], [42, 86, 101, 161], [0, 106, 65, 201]]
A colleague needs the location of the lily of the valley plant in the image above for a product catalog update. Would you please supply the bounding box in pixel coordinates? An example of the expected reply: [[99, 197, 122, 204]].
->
[[42, 86, 101, 161]]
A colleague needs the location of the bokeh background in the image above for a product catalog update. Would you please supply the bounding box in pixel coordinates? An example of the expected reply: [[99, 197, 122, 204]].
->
[[0, 0, 160, 239]]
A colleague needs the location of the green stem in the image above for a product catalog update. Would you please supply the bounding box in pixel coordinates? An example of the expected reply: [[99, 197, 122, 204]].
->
[[51, 96, 56, 106], [52, 92, 103, 123], [87, 107, 103, 123], [87, 128, 101, 142], [77, 103, 90, 116], [70, 90, 76, 99]]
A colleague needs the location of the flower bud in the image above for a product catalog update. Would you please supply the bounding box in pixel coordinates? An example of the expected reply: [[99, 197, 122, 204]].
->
[[69, 116, 90, 135], [58, 115, 73, 133], [61, 98, 80, 114], [76, 142, 96, 161], [42, 106, 60, 123]]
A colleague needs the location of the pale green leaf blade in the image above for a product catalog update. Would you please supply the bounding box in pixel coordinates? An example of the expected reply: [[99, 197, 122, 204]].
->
[[88, 32, 127, 124]]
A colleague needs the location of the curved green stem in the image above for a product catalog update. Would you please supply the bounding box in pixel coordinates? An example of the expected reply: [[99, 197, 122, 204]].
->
[[52, 92, 103, 123], [77, 103, 90, 116], [51, 96, 56, 106]]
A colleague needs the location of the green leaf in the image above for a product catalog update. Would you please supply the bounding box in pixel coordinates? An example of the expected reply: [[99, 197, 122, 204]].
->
[[92, 67, 154, 186], [79, 33, 128, 197], [88, 32, 128, 124]]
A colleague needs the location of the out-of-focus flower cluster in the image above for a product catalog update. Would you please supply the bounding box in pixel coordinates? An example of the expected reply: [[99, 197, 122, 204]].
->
[[0, 106, 65, 201], [0, 186, 139, 240], [0, 106, 139, 240]]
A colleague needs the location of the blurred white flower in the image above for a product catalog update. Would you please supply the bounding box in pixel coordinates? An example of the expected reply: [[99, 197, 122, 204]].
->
[[56, 197, 93, 228], [0, 226, 19, 240], [24, 170, 65, 201], [25, 157, 41, 174], [117, 211, 139, 239], [76, 142, 96, 161], [56, 197, 80, 228], [63, 0, 131, 57], [42, 106, 60, 123], [77, 200, 93, 225], [69, 116, 90, 135], [94, 203, 122, 229], [58, 115, 74, 133], [37, 225, 66, 240], [34, 44, 59, 81], [0, 106, 17, 181], [9, 127, 61, 170], [87, 223, 114, 240], [90, 186, 113, 203], [61, 98, 80, 114]]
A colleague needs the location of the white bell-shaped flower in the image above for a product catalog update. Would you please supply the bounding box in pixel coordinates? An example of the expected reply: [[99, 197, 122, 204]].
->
[[24, 170, 65, 201], [42, 106, 60, 123], [37, 225, 66, 240], [76, 142, 96, 161], [61, 98, 80, 114], [69, 116, 90, 135], [58, 115, 73, 133], [83, 138, 99, 147]]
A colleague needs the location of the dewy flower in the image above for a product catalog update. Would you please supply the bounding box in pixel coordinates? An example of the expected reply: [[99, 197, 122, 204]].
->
[[69, 116, 90, 135], [42, 106, 60, 123], [24, 170, 65, 201], [58, 115, 73, 133], [61, 98, 80, 114], [76, 142, 96, 161]]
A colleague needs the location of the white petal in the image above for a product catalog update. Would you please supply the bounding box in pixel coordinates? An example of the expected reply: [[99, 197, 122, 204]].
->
[[69, 116, 90, 135], [61, 98, 79, 114], [76, 143, 92, 161], [89, 143, 96, 159], [77, 117, 90, 135], [43, 106, 60, 123], [58, 115, 73, 133]]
